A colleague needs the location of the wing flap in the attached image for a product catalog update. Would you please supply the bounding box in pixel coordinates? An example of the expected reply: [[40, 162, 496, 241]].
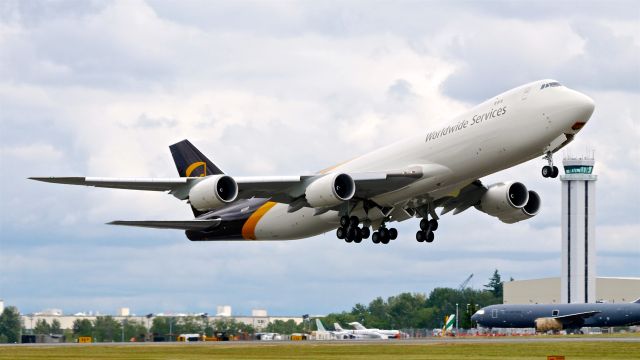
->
[[108, 219, 221, 230]]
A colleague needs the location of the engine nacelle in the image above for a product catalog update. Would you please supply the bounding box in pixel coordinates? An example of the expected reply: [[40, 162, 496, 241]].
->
[[535, 317, 563, 332], [500, 190, 542, 224], [305, 173, 355, 208], [188, 175, 238, 211], [475, 181, 529, 219]]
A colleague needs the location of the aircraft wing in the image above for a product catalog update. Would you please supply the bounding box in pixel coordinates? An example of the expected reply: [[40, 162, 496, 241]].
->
[[30, 164, 442, 205], [29, 177, 191, 192], [554, 310, 601, 323], [108, 219, 221, 230]]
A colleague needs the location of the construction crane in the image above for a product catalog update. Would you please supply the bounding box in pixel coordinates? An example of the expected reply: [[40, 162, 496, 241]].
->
[[458, 273, 473, 290]]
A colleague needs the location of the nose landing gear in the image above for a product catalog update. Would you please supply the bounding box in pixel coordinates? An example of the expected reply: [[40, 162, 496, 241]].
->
[[542, 151, 559, 178]]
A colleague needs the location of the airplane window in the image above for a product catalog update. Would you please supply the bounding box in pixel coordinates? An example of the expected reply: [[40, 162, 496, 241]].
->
[[552, 310, 559, 316], [540, 82, 563, 90]]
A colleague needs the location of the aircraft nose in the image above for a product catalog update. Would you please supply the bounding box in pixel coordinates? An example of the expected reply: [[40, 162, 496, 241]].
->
[[566, 90, 595, 125]]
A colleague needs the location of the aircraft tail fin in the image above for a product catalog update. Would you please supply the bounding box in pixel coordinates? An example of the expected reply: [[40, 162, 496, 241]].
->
[[333, 323, 344, 331], [348, 321, 367, 330], [169, 139, 225, 178], [315, 319, 326, 332], [443, 314, 455, 334]]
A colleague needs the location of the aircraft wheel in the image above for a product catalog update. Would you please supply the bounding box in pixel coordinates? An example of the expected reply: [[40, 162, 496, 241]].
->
[[426, 231, 435, 243], [349, 216, 359, 226], [416, 231, 425, 242], [379, 227, 389, 240], [381, 233, 390, 244], [336, 227, 346, 239], [420, 218, 429, 231], [429, 219, 438, 231], [388, 228, 398, 240], [542, 166, 552, 178], [551, 166, 559, 178], [345, 237, 353, 243], [340, 216, 349, 227], [354, 228, 363, 243], [347, 227, 358, 241], [372, 232, 381, 244], [361, 227, 371, 239]]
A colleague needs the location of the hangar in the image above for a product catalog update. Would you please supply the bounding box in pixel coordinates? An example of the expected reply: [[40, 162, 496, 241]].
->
[[503, 277, 640, 304]]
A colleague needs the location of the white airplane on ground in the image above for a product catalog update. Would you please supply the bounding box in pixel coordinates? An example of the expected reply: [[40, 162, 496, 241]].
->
[[334, 322, 387, 339], [348, 321, 402, 339], [31, 79, 595, 244], [314, 319, 364, 340]]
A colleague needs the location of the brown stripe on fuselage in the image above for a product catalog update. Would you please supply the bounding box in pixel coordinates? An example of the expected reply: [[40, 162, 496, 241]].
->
[[241, 201, 277, 240]]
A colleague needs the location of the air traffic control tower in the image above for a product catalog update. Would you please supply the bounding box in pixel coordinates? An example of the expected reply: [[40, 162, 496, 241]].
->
[[561, 155, 597, 303]]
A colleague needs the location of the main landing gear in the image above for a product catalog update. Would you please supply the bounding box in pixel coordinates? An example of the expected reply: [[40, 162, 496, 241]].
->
[[542, 151, 559, 178], [416, 217, 438, 243], [337, 216, 396, 245]]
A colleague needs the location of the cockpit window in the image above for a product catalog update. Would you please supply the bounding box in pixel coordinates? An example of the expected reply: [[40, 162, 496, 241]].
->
[[475, 309, 485, 315], [540, 82, 562, 90]]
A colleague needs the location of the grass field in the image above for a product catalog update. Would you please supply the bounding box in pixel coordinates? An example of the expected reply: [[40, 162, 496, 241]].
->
[[1, 339, 639, 360]]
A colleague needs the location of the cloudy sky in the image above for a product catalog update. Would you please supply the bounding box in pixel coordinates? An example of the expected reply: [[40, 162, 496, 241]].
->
[[1, 0, 638, 317]]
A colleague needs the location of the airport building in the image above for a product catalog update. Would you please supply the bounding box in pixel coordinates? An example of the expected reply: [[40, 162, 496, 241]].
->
[[561, 155, 597, 303], [20, 306, 303, 332], [504, 277, 640, 304]]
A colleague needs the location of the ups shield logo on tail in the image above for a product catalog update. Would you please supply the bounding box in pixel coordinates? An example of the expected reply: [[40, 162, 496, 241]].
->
[[185, 161, 207, 177]]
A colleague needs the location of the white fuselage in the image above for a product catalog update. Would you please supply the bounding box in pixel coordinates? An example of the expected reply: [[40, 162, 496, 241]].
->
[[254, 80, 594, 240]]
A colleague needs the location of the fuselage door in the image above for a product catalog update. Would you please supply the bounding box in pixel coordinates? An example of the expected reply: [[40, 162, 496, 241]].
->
[[492, 309, 498, 318]]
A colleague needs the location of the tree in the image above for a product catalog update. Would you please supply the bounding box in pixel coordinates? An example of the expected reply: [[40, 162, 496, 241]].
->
[[0, 306, 22, 343], [484, 269, 503, 299], [93, 316, 121, 342], [264, 319, 303, 334], [122, 320, 147, 341], [72, 319, 93, 337], [50, 319, 62, 335], [34, 319, 51, 335]]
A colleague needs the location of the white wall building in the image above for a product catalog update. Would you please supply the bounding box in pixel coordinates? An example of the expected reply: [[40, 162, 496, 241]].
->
[[561, 155, 597, 303]]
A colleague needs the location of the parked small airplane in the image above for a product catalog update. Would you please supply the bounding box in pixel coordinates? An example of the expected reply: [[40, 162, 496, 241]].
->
[[334, 322, 387, 339], [314, 319, 366, 340], [31, 79, 595, 244], [471, 299, 640, 332], [348, 321, 402, 338]]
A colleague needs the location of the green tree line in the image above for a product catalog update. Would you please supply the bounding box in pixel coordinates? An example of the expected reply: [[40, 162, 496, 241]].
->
[[319, 270, 504, 331]]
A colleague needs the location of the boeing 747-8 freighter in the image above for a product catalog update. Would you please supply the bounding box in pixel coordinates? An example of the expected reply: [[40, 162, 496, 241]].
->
[[31, 79, 595, 244]]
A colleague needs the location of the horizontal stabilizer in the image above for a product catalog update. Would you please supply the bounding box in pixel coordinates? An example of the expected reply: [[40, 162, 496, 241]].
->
[[107, 219, 221, 231]]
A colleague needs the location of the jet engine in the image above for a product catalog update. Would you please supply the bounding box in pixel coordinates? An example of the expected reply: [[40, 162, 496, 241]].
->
[[305, 173, 355, 208], [499, 190, 541, 224], [534, 317, 563, 332], [475, 181, 541, 223], [188, 175, 238, 211]]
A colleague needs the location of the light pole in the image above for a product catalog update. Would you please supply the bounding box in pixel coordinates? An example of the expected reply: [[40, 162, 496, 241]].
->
[[121, 319, 126, 343], [455, 303, 459, 335], [169, 317, 173, 342]]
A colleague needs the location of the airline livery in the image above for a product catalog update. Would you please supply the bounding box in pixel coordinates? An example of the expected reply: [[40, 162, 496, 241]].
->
[[31, 79, 595, 244]]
